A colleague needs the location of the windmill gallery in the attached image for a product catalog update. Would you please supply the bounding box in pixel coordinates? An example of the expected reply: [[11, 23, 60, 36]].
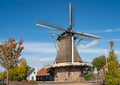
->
[[36, 3, 100, 82]]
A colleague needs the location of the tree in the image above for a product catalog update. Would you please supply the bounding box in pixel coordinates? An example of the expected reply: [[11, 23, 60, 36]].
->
[[109, 41, 114, 50], [0, 38, 24, 85], [0, 71, 6, 80], [105, 41, 120, 85], [92, 55, 106, 71], [17, 58, 29, 80], [0, 58, 29, 81]]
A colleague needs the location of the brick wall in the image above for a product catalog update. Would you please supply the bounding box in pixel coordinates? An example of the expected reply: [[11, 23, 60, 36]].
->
[[54, 66, 85, 82]]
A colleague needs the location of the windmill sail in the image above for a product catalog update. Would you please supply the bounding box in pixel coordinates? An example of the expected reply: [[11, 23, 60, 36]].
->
[[36, 23, 66, 32], [69, 3, 73, 30], [74, 31, 100, 39]]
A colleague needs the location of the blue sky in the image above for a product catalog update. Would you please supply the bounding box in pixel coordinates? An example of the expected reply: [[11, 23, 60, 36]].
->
[[0, 0, 120, 71]]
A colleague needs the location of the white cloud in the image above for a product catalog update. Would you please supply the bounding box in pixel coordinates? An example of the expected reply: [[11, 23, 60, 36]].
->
[[79, 48, 106, 54], [21, 41, 120, 70], [23, 41, 101, 55], [26, 56, 54, 64], [23, 42, 56, 53], [21, 56, 55, 70], [79, 48, 120, 56], [100, 38, 120, 43], [104, 29, 113, 32], [115, 50, 120, 55], [20, 42, 56, 70], [1, 41, 120, 71], [79, 39, 100, 49], [103, 28, 120, 33]]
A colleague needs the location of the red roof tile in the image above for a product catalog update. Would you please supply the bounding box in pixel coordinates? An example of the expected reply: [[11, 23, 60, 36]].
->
[[36, 68, 50, 76]]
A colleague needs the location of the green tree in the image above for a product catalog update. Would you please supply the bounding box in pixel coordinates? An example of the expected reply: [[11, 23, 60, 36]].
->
[[8, 66, 19, 81], [17, 58, 29, 80], [84, 73, 94, 80], [105, 41, 120, 85], [92, 55, 106, 71], [0, 71, 6, 80], [0, 58, 29, 82], [0, 38, 24, 85]]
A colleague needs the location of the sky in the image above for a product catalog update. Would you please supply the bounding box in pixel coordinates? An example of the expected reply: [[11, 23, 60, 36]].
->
[[0, 0, 120, 71]]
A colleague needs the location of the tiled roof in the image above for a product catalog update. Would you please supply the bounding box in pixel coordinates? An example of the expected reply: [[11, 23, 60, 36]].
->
[[36, 67, 49, 76]]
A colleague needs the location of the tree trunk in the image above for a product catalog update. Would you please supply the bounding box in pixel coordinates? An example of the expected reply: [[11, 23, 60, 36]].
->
[[6, 69, 9, 85]]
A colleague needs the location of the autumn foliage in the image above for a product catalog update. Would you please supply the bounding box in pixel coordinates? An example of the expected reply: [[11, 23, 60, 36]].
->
[[0, 38, 24, 70], [0, 38, 24, 85]]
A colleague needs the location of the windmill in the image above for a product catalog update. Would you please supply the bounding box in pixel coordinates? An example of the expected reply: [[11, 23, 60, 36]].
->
[[36, 3, 100, 82], [36, 3, 100, 65]]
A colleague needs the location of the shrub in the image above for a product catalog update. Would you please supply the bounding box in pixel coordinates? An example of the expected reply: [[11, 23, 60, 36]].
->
[[84, 73, 94, 80]]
